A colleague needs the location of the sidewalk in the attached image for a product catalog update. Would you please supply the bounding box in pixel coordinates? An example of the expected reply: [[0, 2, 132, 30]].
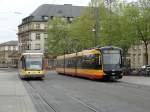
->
[[0, 70, 37, 112], [121, 76, 150, 86]]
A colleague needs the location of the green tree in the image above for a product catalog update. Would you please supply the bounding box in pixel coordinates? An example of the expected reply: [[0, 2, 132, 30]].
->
[[69, 7, 95, 50], [99, 1, 137, 58], [126, 0, 150, 65], [47, 17, 70, 55], [47, 0, 150, 65]]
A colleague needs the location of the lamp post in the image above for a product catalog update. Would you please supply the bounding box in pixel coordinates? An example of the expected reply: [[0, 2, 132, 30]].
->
[[106, 0, 113, 45], [93, 0, 100, 47], [92, 27, 96, 47]]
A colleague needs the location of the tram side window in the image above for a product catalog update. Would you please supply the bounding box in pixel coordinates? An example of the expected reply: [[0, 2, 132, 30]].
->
[[65, 59, 69, 67], [57, 60, 63, 67], [66, 59, 71, 68], [56, 60, 59, 67], [61, 60, 64, 67], [81, 54, 101, 69], [72, 58, 77, 68], [73, 58, 77, 68], [64, 57, 77, 68], [21, 57, 26, 69], [76, 56, 82, 68], [58, 60, 62, 67]]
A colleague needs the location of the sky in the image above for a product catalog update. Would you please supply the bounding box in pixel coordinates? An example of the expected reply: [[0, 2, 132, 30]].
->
[[0, 0, 91, 43], [0, 0, 135, 43]]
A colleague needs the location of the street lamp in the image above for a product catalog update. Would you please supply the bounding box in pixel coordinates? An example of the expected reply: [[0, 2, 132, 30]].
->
[[92, 27, 97, 47], [93, 0, 100, 47]]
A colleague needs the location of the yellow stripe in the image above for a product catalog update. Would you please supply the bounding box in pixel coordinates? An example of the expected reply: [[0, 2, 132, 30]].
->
[[56, 68, 104, 77]]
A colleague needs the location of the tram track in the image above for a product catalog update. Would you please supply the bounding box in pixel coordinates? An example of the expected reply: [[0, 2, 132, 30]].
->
[[70, 96, 101, 112], [23, 73, 150, 112], [25, 81, 59, 112], [25, 80, 102, 112]]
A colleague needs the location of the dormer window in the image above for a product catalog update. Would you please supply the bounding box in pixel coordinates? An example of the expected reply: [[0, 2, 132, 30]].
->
[[50, 16, 54, 20], [42, 16, 49, 20]]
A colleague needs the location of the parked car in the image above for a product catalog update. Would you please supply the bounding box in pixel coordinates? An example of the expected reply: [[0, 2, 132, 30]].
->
[[139, 65, 150, 76]]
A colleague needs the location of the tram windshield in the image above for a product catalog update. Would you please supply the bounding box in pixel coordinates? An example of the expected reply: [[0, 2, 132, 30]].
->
[[25, 56, 43, 70], [102, 50, 121, 70]]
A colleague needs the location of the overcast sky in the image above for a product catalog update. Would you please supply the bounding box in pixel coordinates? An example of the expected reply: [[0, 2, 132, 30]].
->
[[0, 0, 135, 43], [0, 0, 91, 43]]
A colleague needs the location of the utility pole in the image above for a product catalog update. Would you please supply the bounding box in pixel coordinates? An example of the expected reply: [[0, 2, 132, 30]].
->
[[106, 0, 112, 45], [94, 0, 100, 47]]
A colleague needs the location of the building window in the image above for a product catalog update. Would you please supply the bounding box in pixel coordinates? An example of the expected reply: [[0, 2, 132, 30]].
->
[[50, 16, 54, 20], [36, 33, 41, 40], [138, 54, 141, 64], [8, 46, 11, 51], [16, 46, 18, 51], [27, 44, 31, 50], [42, 16, 49, 20], [36, 23, 40, 29], [44, 24, 48, 29], [13, 46, 16, 51], [35, 44, 41, 50], [133, 54, 136, 64], [44, 38, 47, 41]]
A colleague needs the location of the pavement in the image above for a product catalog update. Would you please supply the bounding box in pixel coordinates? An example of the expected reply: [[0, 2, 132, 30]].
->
[[121, 76, 150, 86], [0, 69, 36, 112]]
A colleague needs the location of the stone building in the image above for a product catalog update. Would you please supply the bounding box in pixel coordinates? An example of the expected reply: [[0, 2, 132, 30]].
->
[[18, 4, 85, 53], [0, 41, 18, 67], [128, 43, 150, 68]]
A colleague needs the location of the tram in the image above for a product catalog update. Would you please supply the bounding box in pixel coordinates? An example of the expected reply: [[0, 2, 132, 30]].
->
[[56, 46, 123, 80], [18, 53, 45, 79]]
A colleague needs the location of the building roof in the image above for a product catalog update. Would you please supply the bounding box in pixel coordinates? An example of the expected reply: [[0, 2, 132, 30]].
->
[[0, 41, 18, 46], [21, 4, 85, 25]]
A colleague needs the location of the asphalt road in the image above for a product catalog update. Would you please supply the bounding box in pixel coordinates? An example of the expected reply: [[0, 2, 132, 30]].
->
[[22, 71, 150, 112]]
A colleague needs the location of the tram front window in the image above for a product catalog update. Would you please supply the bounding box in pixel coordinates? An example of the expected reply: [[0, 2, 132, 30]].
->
[[102, 51, 121, 70], [26, 56, 42, 70]]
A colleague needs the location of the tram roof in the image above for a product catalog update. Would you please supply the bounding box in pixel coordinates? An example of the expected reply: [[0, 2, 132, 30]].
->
[[100, 46, 122, 50], [21, 53, 43, 55], [57, 49, 100, 59], [57, 46, 122, 60]]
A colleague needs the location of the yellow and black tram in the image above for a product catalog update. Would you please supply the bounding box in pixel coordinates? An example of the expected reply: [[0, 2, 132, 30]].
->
[[18, 53, 45, 79], [56, 46, 123, 80]]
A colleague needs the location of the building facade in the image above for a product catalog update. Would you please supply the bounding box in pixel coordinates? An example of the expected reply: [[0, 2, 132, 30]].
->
[[128, 43, 150, 68], [0, 41, 18, 67], [18, 4, 84, 53]]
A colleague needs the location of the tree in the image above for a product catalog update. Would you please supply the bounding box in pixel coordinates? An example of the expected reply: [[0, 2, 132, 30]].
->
[[69, 7, 95, 50], [99, 1, 137, 51], [47, 17, 70, 55], [47, 0, 150, 65], [127, 0, 150, 65]]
